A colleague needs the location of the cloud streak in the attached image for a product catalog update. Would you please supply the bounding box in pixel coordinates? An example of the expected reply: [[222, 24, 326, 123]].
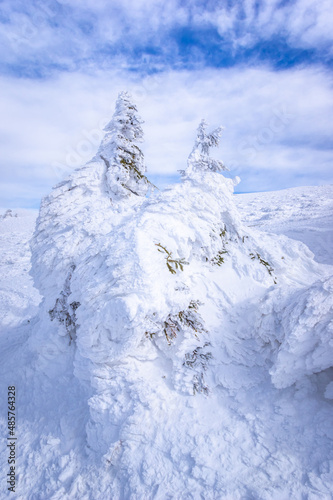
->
[[0, 0, 332, 78], [0, 64, 332, 206]]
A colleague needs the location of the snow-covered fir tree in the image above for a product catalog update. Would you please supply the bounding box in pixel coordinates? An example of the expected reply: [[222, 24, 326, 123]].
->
[[96, 91, 154, 199], [185, 119, 229, 175]]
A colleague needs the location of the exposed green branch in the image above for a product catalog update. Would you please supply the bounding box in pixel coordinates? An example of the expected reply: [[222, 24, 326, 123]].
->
[[155, 243, 189, 274]]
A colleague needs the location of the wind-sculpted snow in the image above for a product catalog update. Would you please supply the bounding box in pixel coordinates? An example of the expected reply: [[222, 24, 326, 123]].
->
[[1, 180, 333, 498], [23, 158, 333, 498], [31, 169, 318, 371], [31, 160, 121, 300], [258, 276, 333, 390]]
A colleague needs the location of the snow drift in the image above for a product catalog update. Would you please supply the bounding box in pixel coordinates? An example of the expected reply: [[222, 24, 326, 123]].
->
[[258, 275, 333, 389]]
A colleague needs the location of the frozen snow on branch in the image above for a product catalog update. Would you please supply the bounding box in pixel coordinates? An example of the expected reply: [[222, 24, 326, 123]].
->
[[185, 119, 229, 176], [96, 90, 155, 198]]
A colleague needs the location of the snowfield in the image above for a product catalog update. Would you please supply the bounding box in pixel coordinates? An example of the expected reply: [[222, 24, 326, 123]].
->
[[235, 185, 333, 266], [0, 182, 332, 500]]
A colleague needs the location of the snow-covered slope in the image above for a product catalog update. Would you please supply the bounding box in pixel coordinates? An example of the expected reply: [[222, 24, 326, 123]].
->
[[1, 179, 333, 500], [235, 184, 333, 265], [0, 208, 40, 328]]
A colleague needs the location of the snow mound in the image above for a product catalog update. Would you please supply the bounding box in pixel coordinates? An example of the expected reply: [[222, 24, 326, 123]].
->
[[31, 166, 324, 375], [258, 276, 333, 389], [29, 157, 331, 456], [0, 179, 332, 498]]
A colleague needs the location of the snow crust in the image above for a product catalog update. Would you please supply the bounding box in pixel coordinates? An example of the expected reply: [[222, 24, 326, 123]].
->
[[1, 176, 333, 499], [235, 184, 333, 265]]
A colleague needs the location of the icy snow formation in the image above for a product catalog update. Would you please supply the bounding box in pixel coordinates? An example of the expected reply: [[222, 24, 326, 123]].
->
[[94, 90, 153, 199], [185, 119, 228, 174], [258, 275, 333, 389], [1, 101, 333, 497], [27, 155, 333, 498]]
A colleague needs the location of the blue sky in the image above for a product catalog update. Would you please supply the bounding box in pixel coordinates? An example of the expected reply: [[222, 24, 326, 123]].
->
[[1, 0, 333, 207]]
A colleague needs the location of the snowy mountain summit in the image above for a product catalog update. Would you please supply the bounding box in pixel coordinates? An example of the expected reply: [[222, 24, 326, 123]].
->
[[15, 92, 333, 498]]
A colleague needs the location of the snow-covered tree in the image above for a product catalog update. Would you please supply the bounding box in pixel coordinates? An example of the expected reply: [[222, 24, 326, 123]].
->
[[96, 91, 154, 198], [184, 119, 229, 175]]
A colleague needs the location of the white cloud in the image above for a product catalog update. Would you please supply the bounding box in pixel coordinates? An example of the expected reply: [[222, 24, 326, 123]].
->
[[0, 64, 332, 206], [0, 0, 189, 70], [1, 0, 333, 76], [203, 0, 333, 52]]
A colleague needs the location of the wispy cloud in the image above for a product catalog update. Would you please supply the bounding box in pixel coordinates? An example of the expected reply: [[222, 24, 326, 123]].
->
[[0, 64, 332, 206], [0, 0, 332, 78]]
